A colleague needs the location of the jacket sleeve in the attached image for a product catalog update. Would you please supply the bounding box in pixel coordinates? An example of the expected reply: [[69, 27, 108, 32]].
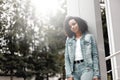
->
[[91, 35, 100, 79], [64, 39, 73, 78]]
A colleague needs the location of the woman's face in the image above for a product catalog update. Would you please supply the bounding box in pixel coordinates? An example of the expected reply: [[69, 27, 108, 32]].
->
[[68, 19, 80, 34]]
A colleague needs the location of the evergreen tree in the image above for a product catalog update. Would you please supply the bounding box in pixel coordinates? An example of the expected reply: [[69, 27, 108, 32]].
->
[[0, 0, 67, 80]]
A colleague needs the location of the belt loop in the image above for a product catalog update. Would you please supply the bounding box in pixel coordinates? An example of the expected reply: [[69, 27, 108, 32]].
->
[[74, 59, 84, 64]]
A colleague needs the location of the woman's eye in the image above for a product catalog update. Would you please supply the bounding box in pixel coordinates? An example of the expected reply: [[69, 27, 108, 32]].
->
[[72, 23, 76, 26]]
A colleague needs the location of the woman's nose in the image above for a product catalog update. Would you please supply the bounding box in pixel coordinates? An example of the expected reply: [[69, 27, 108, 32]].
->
[[71, 26, 74, 29]]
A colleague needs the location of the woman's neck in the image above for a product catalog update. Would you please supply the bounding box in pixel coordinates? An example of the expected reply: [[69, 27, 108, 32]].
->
[[75, 32, 82, 39]]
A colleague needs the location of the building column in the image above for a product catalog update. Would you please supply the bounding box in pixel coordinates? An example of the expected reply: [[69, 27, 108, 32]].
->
[[66, 0, 107, 80], [105, 0, 120, 80]]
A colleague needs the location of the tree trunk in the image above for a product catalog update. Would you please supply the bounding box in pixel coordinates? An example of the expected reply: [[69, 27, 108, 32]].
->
[[24, 78, 26, 80], [10, 70, 13, 80], [63, 65, 65, 80], [46, 73, 49, 80]]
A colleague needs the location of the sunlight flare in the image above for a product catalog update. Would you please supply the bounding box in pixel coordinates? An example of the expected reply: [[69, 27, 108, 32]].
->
[[31, 0, 59, 16]]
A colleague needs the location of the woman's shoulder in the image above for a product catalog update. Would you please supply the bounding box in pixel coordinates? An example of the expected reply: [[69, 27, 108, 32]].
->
[[84, 33, 93, 38], [84, 33, 94, 37], [84, 33, 95, 41], [65, 37, 71, 43]]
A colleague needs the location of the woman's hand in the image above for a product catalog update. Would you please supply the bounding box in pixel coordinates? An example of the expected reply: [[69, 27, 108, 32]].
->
[[93, 77, 100, 80], [67, 77, 74, 80]]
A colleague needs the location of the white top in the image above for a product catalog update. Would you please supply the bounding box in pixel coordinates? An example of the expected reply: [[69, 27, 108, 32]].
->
[[75, 37, 83, 61]]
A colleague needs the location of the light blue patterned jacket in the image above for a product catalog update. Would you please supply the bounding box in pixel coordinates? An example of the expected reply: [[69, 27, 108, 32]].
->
[[65, 33, 100, 78]]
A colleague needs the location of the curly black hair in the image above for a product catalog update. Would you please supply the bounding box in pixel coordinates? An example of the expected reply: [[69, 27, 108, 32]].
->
[[63, 16, 88, 38]]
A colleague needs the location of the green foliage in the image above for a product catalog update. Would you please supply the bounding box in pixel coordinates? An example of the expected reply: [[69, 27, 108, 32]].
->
[[0, 0, 66, 80]]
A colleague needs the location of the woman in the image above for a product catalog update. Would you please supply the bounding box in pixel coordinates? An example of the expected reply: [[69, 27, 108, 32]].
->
[[64, 16, 100, 80]]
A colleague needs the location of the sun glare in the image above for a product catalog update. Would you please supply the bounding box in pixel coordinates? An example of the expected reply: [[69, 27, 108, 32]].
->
[[31, 0, 59, 16]]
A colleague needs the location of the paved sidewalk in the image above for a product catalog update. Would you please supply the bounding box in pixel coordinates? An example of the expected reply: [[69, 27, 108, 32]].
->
[[0, 76, 23, 80]]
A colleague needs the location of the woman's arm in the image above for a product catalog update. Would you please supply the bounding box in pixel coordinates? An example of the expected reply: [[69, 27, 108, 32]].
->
[[91, 35, 100, 79], [65, 39, 73, 78]]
